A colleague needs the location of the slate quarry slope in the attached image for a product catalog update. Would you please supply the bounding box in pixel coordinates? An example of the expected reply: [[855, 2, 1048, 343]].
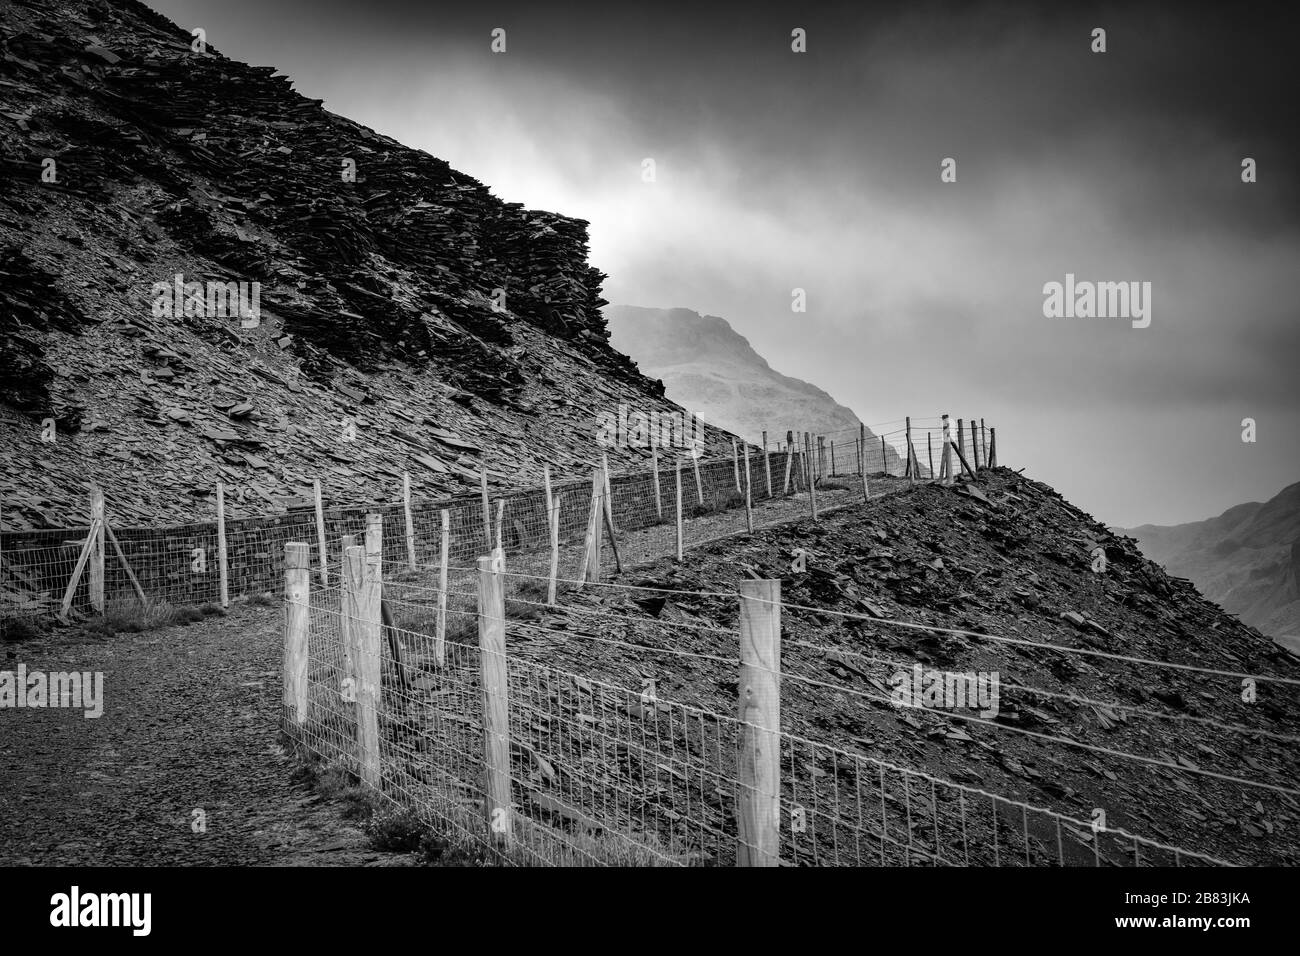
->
[[0, 0, 731, 531], [521, 469, 1300, 865]]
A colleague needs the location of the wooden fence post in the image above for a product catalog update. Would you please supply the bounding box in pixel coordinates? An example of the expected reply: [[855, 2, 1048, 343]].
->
[[957, 419, 966, 470], [880, 436, 887, 475], [970, 416, 981, 470], [905, 417, 914, 483], [402, 472, 417, 572], [339, 534, 356, 679], [732, 439, 741, 493], [579, 465, 603, 584], [988, 427, 998, 468], [544, 467, 559, 606], [436, 510, 449, 665], [763, 431, 772, 498], [692, 450, 704, 508], [818, 436, 826, 480], [940, 415, 953, 484], [783, 431, 794, 494], [980, 418, 988, 470], [651, 448, 662, 520], [88, 485, 104, 613], [479, 467, 492, 550], [216, 481, 230, 608], [494, 498, 505, 553], [805, 433, 819, 521], [313, 478, 328, 586], [355, 516, 383, 787], [675, 458, 684, 560], [737, 579, 782, 866], [283, 542, 310, 727], [927, 433, 935, 481], [477, 551, 513, 848], [743, 442, 754, 533], [830, 439, 836, 477]]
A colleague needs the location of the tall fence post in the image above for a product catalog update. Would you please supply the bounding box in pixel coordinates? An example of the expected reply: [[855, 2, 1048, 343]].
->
[[743, 442, 754, 533], [313, 478, 328, 586], [579, 465, 603, 584], [905, 417, 915, 483], [339, 533, 357, 680], [436, 510, 449, 665], [970, 416, 981, 470], [805, 433, 819, 521], [732, 438, 741, 493], [988, 427, 998, 468], [675, 458, 684, 560], [737, 579, 781, 867], [282, 542, 310, 727], [544, 466, 559, 606], [957, 419, 966, 469], [216, 481, 229, 609], [879, 436, 886, 475], [477, 552, 513, 848], [88, 485, 104, 613], [763, 431, 772, 498], [927, 433, 934, 481], [402, 472, 417, 572], [980, 418, 988, 470], [356, 516, 383, 787], [830, 439, 836, 477]]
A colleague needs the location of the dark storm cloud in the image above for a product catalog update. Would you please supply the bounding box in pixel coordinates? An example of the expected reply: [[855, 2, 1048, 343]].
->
[[147, 0, 1300, 525]]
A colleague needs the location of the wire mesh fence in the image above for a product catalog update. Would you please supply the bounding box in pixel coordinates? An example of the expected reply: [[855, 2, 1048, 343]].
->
[[282, 546, 1239, 868]]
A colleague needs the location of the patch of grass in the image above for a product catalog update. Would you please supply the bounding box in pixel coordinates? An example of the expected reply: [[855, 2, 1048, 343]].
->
[[365, 807, 425, 851], [243, 592, 276, 608], [0, 616, 47, 643], [81, 599, 216, 637]]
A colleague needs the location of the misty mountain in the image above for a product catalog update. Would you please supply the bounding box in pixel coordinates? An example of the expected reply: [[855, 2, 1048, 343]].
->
[[605, 305, 898, 464], [1122, 481, 1300, 653]]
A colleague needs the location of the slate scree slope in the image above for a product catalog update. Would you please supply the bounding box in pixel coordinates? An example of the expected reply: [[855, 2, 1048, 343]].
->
[[0, 0, 738, 533]]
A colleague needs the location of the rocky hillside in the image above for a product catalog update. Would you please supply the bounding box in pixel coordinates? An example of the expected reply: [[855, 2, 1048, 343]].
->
[[518, 467, 1300, 864], [1124, 481, 1300, 653], [605, 305, 901, 467], [0, 0, 736, 531]]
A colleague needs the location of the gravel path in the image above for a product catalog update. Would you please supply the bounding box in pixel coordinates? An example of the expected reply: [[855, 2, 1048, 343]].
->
[[0, 602, 413, 866]]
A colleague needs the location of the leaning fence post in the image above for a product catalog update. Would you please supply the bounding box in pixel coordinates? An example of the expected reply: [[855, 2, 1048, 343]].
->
[[313, 478, 328, 586], [692, 451, 704, 507], [477, 551, 513, 848], [402, 472, 417, 572], [88, 485, 105, 613], [216, 481, 230, 609], [783, 431, 794, 494], [436, 510, 449, 665], [354, 516, 383, 787], [283, 542, 310, 727], [675, 458, 684, 560], [737, 579, 781, 867]]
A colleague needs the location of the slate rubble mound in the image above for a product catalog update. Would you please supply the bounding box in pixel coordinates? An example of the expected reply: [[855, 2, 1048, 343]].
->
[[0, 0, 706, 531]]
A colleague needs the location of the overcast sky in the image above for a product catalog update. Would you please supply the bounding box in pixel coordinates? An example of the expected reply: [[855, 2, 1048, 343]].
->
[[148, 0, 1299, 527]]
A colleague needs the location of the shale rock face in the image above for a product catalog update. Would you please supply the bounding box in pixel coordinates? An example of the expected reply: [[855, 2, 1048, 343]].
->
[[0, 0, 706, 529]]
